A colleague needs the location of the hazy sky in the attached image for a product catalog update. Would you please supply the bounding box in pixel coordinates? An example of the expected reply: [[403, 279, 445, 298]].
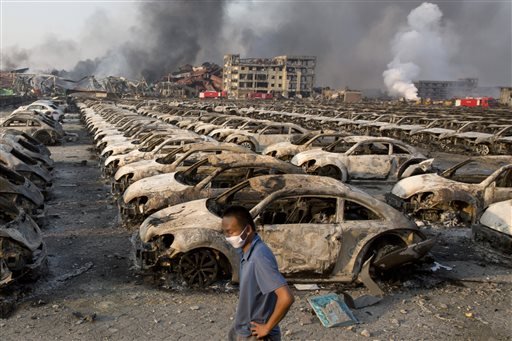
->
[[2, 1, 135, 47], [1, 1, 511, 88]]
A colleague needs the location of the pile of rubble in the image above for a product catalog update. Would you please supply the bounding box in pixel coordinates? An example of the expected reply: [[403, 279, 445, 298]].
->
[[156, 63, 223, 98]]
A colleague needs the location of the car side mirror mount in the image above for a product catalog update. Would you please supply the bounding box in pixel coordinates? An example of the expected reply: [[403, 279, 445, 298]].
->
[[254, 215, 262, 227]]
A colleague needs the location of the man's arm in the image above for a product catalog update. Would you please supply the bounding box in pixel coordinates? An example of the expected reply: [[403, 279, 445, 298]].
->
[[251, 285, 294, 339]]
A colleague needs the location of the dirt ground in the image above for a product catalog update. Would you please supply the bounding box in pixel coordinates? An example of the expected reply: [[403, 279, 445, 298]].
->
[[0, 114, 511, 340]]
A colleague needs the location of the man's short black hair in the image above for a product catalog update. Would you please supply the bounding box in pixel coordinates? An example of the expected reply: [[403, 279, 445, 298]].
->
[[222, 205, 256, 230]]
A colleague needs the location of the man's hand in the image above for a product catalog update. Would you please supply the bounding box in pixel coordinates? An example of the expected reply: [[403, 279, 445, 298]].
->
[[250, 285, 294, 339], [250, 322, 270, 339]]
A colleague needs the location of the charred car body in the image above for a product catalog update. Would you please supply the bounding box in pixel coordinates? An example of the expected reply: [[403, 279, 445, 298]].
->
[[119, 154, 304, 223], [388, 160, 512, 223], [133, 175, 434, 289], [291, 136, 429, 182]]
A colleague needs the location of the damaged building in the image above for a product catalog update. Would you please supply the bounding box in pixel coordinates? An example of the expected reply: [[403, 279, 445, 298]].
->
[[223, 54, 316, 99], [157, 63, 223, 98], [499, 87, 512, 107], [414, 78, 479, 100], [321, 88, 363, 103]]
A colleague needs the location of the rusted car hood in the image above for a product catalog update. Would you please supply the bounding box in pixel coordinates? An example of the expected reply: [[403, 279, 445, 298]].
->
[[104, 148, 154, 167], [123, 172, 189, 203], [139, 199, 221, 242], [381, 124, 422, 131], [291, 149, 341, 166], [452, 132, 492, 139], [101, 142, 137, 157], [115, 159, 160, 181], [262, 141, 301, 155], [392, 173, 476, 199], [414, 128, 453, 135], [480, 199, 512, 236]]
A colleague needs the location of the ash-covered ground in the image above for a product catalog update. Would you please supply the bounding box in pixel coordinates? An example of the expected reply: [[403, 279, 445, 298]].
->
[[0, 113, 511, 341]]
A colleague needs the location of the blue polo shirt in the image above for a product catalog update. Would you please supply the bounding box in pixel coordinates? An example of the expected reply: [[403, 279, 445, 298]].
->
[[234, 234, 288, 337]]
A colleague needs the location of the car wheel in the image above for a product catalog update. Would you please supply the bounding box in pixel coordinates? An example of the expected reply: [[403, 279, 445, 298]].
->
[[178, 249, 219, 287], [475, 144, 490, 156], [34, 131, 52, 145], [363, 235, 408, 272], [239, 141, 255, 151], [315, 165, 342, 180]]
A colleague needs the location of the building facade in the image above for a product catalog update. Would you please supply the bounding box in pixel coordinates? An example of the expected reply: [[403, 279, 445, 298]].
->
[[499, 87, 512, 107], [223, 54, 316, 99], [414, 78, 478, 100]]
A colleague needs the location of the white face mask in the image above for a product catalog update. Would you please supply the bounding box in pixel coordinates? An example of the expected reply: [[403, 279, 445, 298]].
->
[[225, 226, 248, 249]]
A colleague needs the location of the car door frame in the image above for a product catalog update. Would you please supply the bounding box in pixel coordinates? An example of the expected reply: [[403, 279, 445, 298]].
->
[[250, 194, 343, 276]]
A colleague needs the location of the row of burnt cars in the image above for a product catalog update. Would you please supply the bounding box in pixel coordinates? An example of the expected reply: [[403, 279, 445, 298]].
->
[[0, 99, 68, 287], [0, 128, 56, 287], [244, 102, 512, 157], [80, 98, 511, 290]]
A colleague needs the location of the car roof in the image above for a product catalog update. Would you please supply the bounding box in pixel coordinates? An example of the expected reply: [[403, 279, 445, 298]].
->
[[181, 141, 250, 153], [246, 174, 354, 194], [206, 153, 303, 173]]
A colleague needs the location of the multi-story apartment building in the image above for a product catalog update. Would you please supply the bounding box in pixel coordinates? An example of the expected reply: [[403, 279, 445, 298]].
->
[[414, 78, 478, 100], [223, 54, 316, 99]]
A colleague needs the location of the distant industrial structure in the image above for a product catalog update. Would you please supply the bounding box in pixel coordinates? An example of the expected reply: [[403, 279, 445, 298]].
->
[[321, 87, 362, 103], [223, 54, 316, 99], [499, 87, 512, 107], [414, 78, 478, 100]]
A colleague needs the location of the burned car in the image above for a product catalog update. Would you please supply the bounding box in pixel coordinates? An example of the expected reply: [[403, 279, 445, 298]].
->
[[224, 122, 309, 152], [0, 198, 47, 287], [1, 113, 64, 145], [436, 121, 501, 154], [102, 135, 204, 176], [472, 199, 512, 254], [291, 136, 428, 182], [0, 164, 45, 217], [120, 154, 303, 223], [0, 131, 54, 171], [473, 125, 512, 156], [113, 142, 253, 195], [0, 144, 52, 192], [133, 174, 434, 289], [262, 132, 346, 161], [387, 159, 512, 223]]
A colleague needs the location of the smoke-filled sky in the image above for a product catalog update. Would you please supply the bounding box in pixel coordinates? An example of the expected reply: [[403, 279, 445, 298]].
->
[[1, 0, 511, 88]]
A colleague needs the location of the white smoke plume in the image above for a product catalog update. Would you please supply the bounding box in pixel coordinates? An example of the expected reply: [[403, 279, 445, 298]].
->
[[383, 2, 457, 100]]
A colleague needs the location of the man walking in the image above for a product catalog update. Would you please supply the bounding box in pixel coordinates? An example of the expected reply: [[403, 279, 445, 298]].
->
[[223, 206, 294, 341]]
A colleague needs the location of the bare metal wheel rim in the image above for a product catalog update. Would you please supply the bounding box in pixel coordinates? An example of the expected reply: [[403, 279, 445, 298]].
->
[[178, 249, 219, 287], [239, 141, 255, 150], [476, 144, 490, 156]]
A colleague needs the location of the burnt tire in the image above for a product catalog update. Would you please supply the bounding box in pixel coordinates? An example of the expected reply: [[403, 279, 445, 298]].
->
[[178, 249, 219, 288]]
